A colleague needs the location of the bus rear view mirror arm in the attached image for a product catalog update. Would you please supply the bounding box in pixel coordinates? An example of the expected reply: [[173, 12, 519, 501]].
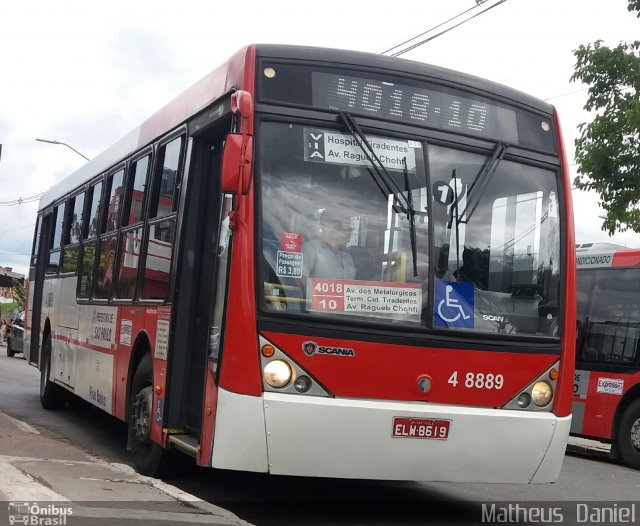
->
[[221, 133, 254, 230], [221, 133, 253, 195]]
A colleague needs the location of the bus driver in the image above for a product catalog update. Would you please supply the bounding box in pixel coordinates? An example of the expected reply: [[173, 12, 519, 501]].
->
[[302, 208, 356, 280]]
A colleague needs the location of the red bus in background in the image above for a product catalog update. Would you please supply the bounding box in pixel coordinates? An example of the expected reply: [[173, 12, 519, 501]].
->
[[573, 244, 640, 469], [26, 44, 575, 483]]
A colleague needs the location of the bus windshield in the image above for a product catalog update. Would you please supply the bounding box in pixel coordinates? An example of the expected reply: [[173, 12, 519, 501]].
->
[[260, 121, 561, 336]]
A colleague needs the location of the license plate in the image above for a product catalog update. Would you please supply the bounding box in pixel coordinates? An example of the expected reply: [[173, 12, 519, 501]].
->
[[392, 417, 450, 440]]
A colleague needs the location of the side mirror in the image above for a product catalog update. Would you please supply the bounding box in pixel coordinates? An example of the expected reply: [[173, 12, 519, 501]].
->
[[221, 133, 253, 195], [231, 90, 252, 118]]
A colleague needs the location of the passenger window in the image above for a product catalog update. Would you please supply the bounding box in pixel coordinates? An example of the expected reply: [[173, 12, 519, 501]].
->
[[63, 246, 80, 274], [95, 235, 117, 299], [125, 156, 150, 226], [105, 169, 125, 232], [31, 216, 42, 269], [86, 181, 103, 239], [69, 193, 85, 245], [51, 203, 66, 249], [141, 218, 175, 299], [583, 269, 640, 364], [116, 227, 143, 299], [151, 137, 183, 219], [78, 243, 96, 298]]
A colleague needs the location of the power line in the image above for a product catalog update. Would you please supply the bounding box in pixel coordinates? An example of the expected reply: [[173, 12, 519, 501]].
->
[[380, 2, 483, 55], [385, 0, 508, 58], [0, 192, 44, 207], [0, 224, 35, 235], [543, 87, 588, 101]]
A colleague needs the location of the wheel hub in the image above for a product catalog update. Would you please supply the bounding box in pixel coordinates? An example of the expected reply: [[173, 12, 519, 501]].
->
[[132, 386, 153, 443], [631, 417, 640, 451]]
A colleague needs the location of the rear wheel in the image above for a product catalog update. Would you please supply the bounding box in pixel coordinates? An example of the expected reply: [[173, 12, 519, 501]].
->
[[616, 398, 640, 470], [129, 353, 167, 476], [39, 334, 66, 410]]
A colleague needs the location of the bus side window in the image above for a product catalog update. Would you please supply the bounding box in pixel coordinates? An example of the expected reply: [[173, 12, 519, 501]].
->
[[141, 218, 176, 300], [30, 216, 42, 281], [149, 137, 184, 219], [47, 202, 66, 275], [585, 268, 640, 364], [62, 192, 84, 275], [95, 168, 125, 299], [139, 136, 184, 301], [116, 154, 151, 300], [77, 181, 103, 299]]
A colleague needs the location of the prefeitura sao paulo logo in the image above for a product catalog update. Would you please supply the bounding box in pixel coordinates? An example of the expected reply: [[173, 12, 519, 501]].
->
[[8, 502, 73, 525]]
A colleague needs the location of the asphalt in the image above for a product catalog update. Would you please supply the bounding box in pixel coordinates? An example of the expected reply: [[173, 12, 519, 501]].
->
[[0, 339, 620, 525], [0, 363, 252, 526]]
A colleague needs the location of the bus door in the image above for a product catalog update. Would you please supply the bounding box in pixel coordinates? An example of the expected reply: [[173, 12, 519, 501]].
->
[[166, 128, 233, 460], [29, 213, 52, 367]]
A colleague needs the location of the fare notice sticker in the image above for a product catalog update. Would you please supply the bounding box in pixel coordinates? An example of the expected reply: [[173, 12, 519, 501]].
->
[[310, 279, 422, 320], [280, 231, 302, 252], [276, 251, 303, 278], [155, 307, 171, 361]]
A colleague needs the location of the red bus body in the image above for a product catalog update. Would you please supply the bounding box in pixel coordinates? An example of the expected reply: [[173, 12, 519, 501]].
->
[[573, 245, 640, 469], [26, 45, 575, 483]]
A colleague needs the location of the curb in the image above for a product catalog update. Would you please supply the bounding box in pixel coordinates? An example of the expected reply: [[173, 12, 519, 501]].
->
[[566, 438, 611, 460]]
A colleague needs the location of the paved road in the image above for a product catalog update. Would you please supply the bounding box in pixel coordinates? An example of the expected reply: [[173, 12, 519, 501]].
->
[[1, 352, 638, 526]]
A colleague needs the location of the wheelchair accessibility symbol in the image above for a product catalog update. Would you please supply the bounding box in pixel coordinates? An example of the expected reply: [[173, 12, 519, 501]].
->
[[434, 281, 474, 328]]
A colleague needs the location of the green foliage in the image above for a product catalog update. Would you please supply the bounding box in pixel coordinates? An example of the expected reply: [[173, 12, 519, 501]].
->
[[572, 3, 640, 234], [0, 302, 18, 318], [13, 279, 25, 310]]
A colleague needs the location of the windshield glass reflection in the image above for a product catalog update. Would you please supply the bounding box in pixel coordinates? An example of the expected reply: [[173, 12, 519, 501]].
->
[[259, 122, 561, 336]]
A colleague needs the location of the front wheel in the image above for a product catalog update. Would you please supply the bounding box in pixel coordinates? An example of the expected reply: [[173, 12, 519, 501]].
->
[[39, 334, 66, 410], [616, 398, 640, 470], [6, 337, 15, 358], [129, 354, 167, 476]]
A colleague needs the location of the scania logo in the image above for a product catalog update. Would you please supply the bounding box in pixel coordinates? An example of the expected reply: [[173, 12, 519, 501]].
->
[[301, 341, 355, 357], [302, 341, 318, 356]]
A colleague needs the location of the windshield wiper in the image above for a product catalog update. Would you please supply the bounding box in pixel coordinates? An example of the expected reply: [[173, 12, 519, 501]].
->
[[339, 113, 411, 215], [447, 142, 508, 276], [457, 141, 508, 225], [339, 112, 418, 276]]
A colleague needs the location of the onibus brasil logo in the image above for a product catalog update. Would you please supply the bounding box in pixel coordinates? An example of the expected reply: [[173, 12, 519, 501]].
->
[[8, 502, 73, 525]]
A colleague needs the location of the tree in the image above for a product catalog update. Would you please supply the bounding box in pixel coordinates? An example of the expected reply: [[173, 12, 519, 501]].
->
[[13, 279, 25, 310], [572, 1, 640, 234]]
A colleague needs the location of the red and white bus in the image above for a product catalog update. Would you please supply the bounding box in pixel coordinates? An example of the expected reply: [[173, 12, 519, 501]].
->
[[26, 44, 575, 483], [573, 244, 640, 469]]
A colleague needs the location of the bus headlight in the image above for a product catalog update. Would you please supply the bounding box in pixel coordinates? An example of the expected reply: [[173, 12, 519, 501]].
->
[[531, 381, 553, 407], [263, 360, 293, 388]]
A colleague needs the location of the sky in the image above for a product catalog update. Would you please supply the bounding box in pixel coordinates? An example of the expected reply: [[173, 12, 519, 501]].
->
[[0, 0, 638, 275]]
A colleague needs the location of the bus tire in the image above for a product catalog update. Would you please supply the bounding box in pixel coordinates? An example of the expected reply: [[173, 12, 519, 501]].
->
[[39, 334, 67, 410], [129, 354, 166, 476], [616, 398, 640, 470]]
